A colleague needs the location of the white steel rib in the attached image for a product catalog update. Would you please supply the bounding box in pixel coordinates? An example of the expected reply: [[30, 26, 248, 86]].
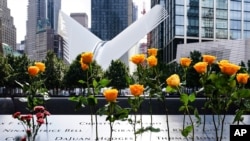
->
[[58, 4, 168, 69]]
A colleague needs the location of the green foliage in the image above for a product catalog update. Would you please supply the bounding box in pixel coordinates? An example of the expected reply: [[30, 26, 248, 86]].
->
[[104, 60, 130, 92], [44, 51, 67, 92], [0, 53, 12, 87], [181, 125, 193, 137]]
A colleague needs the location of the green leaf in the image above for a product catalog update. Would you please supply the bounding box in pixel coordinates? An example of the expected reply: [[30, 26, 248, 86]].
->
[[78, 80, 86, 84], [93, 79, 98, 88], [135, 126, 160, 134], [87, 95, 98, 106], [99, 78, 111, 87], [238, 89, 250, 98], [188, 93, 196, 102], [180, 93, 189, 106], [229, 80, 236, 88], [208, 73, 217, 82], [194, 108, 201, 125], [166, 86, 177, 93], [179, 105, 186, 112], [181, 125, 193, 137]]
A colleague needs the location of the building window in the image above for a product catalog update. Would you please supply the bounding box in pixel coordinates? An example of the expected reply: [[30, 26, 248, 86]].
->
[[201, 27, 214, 38], [187, 6, 199, 17], [216, 19, 228, 28], [230, 11, 241, 20], [230, 30, 241, 39], [175, 26, 184, 36], [244, 12, 250, 21], [230, 1, 242, 10], [216, 9, 228, 19], [244, 2, 250, 11], [202, 0, 214, 8], [216, 29, 228, 39], [176, 0, 184, 5], [244, 31, 250, 38], [187, 17, 199, 26], [176, 5, 184, 15], [230, 20, 241, 30], [244, 21, 250, 30], [202, 18, 214, 28], [217, 0, 228, 9], [187, 26, 199, 37], [176, 16, 184, 25]]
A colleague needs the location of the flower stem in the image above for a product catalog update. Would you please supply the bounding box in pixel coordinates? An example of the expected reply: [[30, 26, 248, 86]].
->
[[163, 96, 170, 141], [186, 107, 194, 141], [212, 114, 219, 141]]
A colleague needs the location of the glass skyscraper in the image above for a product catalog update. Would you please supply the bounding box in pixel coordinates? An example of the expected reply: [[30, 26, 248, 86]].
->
[[151, 0, 250, 63], [91, 0, 133, 41], [26, 0, 61, 61], [0, 0, 16, 51]]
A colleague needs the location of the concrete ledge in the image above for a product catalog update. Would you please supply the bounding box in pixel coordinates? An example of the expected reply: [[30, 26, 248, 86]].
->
[[0, 97, 14, 114], [0, 97, 238, 115]]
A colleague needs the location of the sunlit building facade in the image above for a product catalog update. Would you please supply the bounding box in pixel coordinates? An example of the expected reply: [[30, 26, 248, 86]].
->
[[0, 0, 16, 52], [70, 13, 88, 28], [26, 0, 62, 61], [150, 0, 250, 63]]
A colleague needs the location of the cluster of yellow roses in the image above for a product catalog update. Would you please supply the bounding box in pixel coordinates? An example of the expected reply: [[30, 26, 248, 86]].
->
[[88, 48, 157, 103], [79, 49, 249, 102], [166, 54, 250, 88], [130, 48, 158, 67], [28, 62, 46, 77], [194, 55, 249, 84]]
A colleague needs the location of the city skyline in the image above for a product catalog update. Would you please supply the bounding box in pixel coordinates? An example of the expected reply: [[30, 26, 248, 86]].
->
[[7, 0, 148, 43]]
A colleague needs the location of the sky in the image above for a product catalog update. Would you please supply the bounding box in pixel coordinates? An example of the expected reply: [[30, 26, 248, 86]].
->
[[7, 0, 149, 43]]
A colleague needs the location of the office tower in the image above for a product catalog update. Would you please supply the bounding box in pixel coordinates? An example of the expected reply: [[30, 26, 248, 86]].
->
[[91, 0, 133, 41], [25, 0, 62, 61], [0, 0, 16, 53], [151, 0, 250, 63], [91, 0, 136, 68], [70, 13, 88, 28]]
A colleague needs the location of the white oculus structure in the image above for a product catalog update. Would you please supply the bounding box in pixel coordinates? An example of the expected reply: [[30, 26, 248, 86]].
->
[[58, 5, 168, 70]]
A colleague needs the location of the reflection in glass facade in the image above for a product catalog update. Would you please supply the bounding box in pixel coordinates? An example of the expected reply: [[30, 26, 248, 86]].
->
[[91, 0, 132, 41], [150, 0, 250, 63]]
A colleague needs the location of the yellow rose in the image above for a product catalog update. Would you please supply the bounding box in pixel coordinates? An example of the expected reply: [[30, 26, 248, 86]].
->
[[193, 62, 208, 74], [35, 62, 45, 72], [28, 66, 40, 77], [147, 55, 157, 67], [202, 55, 216, 65], [218, 60, 229, 65], [147, 48, 158, 56], [103, 89, 118, 102], [166, 74, 180, 87], [130, 54, 145, 65], [81, 52, 93, 64], [236, 73, 249, 84], [80, 63, 89, 71], [180, 57, 192, 67], [129, 84, 144, 97], [219, 62, 240, 76]]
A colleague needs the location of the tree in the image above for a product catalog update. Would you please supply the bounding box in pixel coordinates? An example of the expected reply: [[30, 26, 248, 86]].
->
[[0, 53, 11, 89], [5, 54, 30, 95], [63, 54, 104, 95], [186, 50, 202, 88], [44, 51, 68, 95], [104, 60, 129, 95]]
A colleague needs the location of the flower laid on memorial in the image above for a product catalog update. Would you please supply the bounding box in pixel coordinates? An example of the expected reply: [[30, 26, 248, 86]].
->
[[69, 51, 110, 140], [12, 106, 50, 141], [13, 61, 49, 141], [15, 62, 48, 112], [97, 88, 129, 140], [169, 54, 250, 141]]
